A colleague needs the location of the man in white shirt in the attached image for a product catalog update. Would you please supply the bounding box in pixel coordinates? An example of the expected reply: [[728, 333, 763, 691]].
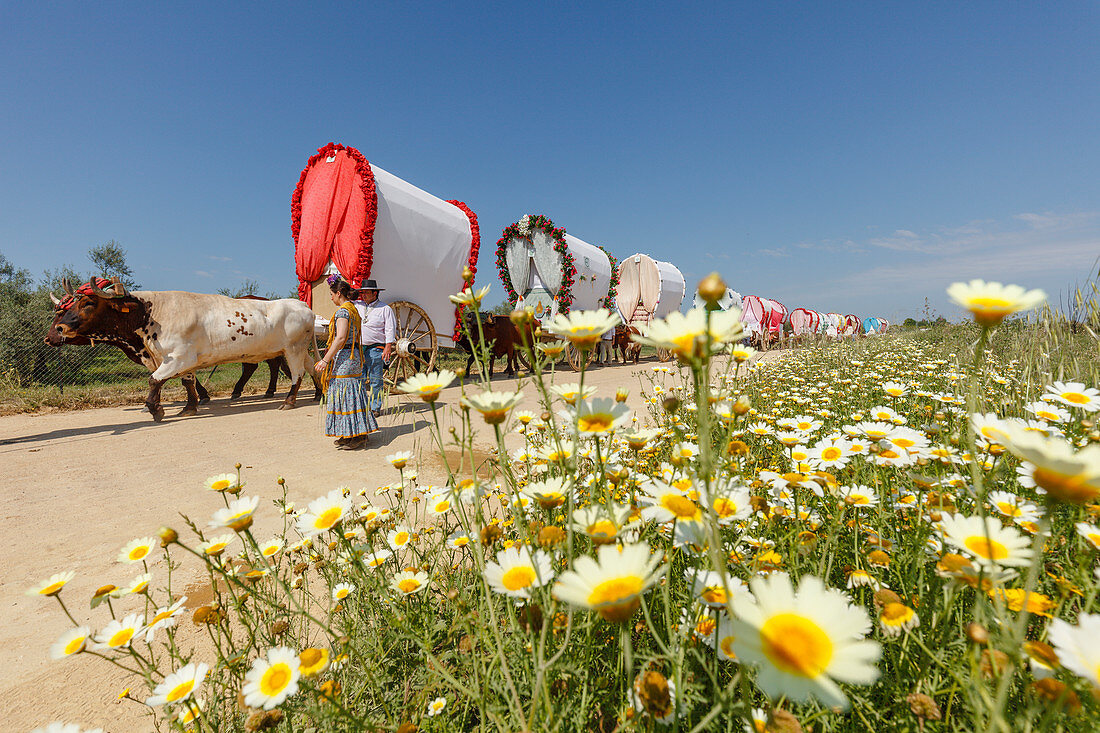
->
[[353, 279, 396, 416]]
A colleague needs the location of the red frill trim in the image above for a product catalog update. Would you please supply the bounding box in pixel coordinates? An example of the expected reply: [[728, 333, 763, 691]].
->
[[291, 142, 378, 302], [446, 200, 480, 340]]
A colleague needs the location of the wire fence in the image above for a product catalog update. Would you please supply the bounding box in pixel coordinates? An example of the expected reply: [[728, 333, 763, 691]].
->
[[0, 319, 291, 414]]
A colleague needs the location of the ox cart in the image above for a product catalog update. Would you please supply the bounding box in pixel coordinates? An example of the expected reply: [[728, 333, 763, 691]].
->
[[496, 214, 618, 370], [616, 253, 687, 362], [741, 296, 788, 349], [292, 143, 480, 387]]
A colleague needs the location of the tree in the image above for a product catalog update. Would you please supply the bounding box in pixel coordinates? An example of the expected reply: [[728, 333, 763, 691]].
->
[[903, 318, 917, 328], [218, 279, 260, 298], [489, 301, 514, 316], [88, 240, 139, 288]]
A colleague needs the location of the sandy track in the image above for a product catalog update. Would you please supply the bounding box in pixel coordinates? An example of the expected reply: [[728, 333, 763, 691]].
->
[[0, 354, 770, 731]]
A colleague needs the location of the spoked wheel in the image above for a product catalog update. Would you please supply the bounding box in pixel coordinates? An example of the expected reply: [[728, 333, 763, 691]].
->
[[567, 344, 594, 371], [656, 347, 673, 362], [385, 301, 437, 388]]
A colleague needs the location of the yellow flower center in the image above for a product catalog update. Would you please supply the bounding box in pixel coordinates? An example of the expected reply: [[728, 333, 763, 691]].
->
[[997, 502, 1022, 517], [434, 500, 450, 512], [713, 498, 738, 518], [588, 520, 618, 539], [701, 587, 728, 604], [1088, 533, 1100, 547], [299, 648, 328, 675], [453, 537, 469, 547], [588, 575, 644, 622], [40, 581, 65, 595], [398, 578, 421, 593], [1061, 392, 1088, 405], [578, 414, 614, 433], [1032, 467, 1099, 504], [128, 546, 149, 561], [315, 506, 342, 530], [260, 663, 292, 696], [393, 531, 410, 546], [211, 480, 231, 491], [849, 494, 871, 505], [64, 636, 85, 655], [108, 628, 134, 647], [964, 535, 1008, 560], [336, 588, 349, 599], [881, 603, 913, 625], [719, 636, 737, 658], [661, 494, 700, 520], [821, 447, 843, 461], [502, 566, 537, 591], [892, 438, 915, 448], [695, 618, 717, 636], [167, 680, 195, 703], [760, 612, 833, 678]]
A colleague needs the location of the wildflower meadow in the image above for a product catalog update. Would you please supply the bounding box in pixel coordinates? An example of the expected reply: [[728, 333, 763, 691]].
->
[[26, 275, 1100, 732]]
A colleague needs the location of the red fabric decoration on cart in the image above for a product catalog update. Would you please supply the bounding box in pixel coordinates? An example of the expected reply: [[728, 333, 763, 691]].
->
[[291, 143, 377, 306]]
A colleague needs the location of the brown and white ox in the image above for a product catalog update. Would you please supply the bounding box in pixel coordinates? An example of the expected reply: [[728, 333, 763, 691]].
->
[[47, 279, 317, 421], [45, 281, 295, 401]]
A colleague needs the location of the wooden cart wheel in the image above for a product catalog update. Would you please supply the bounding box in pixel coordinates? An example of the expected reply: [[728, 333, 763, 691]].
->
[[656, 347, 673, 362], [385, 300, 437, 388], [567, 344, 594, 372]]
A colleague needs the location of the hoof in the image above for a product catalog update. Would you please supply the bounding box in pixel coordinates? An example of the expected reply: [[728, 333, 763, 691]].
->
[[229, 392, 243, 400], [148, 406, 165, 422], [198, 396, 211, 404], [279, 402, 296, 411], [264, 391, 277, 398], [177, 407, 198, 417]]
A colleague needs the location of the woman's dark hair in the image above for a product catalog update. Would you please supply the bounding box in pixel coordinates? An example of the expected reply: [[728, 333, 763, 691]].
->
[[327, 274, 355, 300]]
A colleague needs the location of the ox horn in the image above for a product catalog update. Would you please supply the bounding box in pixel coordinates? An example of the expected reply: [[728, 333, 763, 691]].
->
[[88, 278, 120, 298], [61, 278, 74, 296], [49, 291, 62, 306]]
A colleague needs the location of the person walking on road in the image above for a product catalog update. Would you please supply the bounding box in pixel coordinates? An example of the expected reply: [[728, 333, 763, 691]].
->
[[353, 279, 396, 417], [315, 275, 378, 449]]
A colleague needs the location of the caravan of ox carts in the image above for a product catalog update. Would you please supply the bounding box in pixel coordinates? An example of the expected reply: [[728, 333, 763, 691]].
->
[[44, 142, 890, 422]]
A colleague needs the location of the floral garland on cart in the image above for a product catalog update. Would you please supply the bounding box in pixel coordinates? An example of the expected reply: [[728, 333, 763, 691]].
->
[[596, 245, 620, 311], [446, 200, 481, 341], [495, 214, 577, 313], [291, 142, 378, 301]]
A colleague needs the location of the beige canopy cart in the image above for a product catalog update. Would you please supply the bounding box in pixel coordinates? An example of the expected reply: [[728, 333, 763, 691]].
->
[[616, 253, 686, 361]]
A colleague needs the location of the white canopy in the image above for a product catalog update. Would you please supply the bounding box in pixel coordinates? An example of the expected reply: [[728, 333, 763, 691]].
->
[[692, 287, 742, 312], [502, 225, 612, 316]]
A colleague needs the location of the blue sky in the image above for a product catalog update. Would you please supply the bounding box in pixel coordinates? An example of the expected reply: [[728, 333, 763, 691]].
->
[[2, 2, 1098, 321]]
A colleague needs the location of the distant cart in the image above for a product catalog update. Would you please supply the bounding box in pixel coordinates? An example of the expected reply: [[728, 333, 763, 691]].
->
[[692, 286, 742, 313], [292, 143, 480, 385], [496, 214, 618, 370], [616, 253, 686, 361]]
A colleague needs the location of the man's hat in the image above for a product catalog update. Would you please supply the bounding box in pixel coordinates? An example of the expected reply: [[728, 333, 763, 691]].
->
[[358, 279, 385, 292]]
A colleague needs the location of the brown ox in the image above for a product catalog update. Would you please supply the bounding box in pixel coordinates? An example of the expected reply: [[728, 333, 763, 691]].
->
[[455, 313, 535, 378], [614, 324, 642, 364], [45, 281, 301, 401], [48, 279, 317, 420]]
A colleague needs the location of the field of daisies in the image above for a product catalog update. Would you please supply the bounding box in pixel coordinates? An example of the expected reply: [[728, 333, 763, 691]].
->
[[26, 276, 1100, 733]]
